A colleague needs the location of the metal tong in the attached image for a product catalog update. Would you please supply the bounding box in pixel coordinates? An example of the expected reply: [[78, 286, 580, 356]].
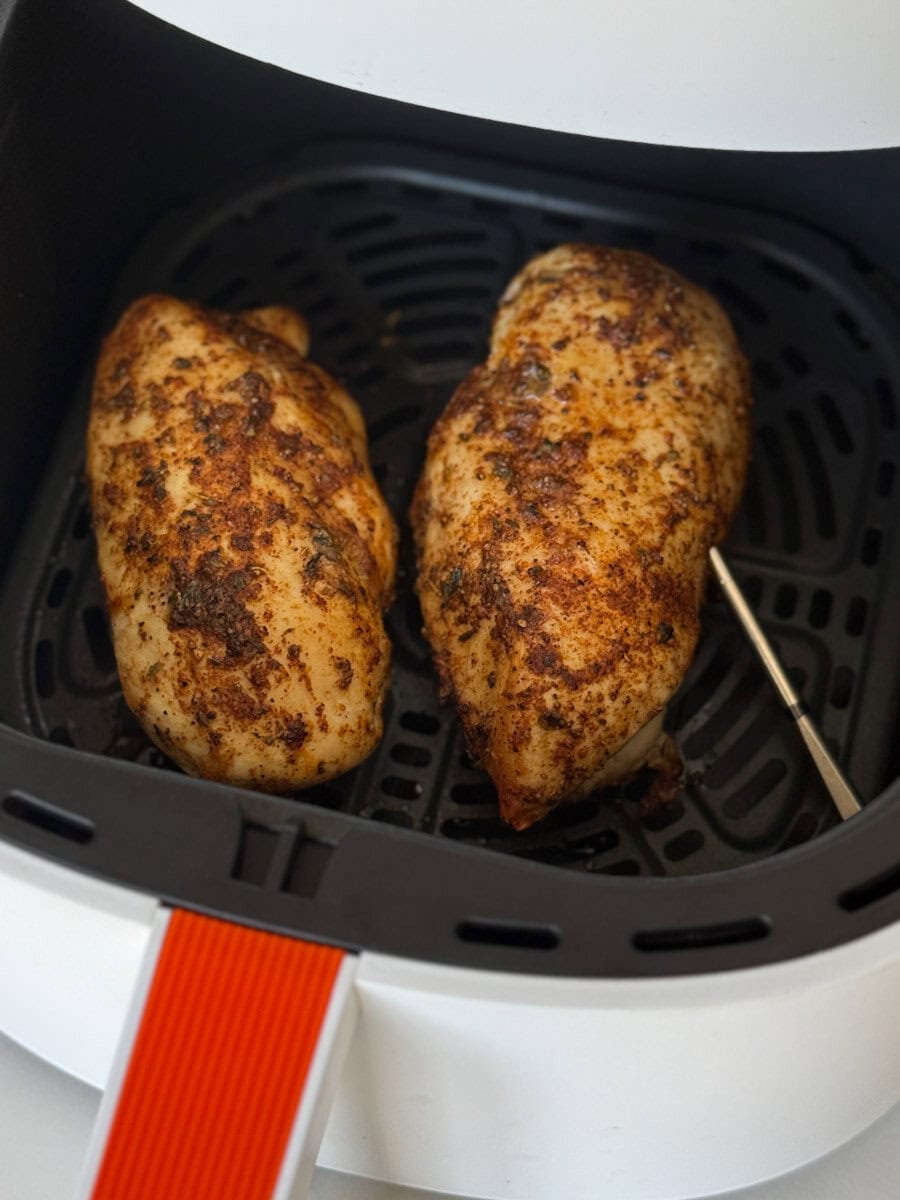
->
[[708, 546, 862, 821]]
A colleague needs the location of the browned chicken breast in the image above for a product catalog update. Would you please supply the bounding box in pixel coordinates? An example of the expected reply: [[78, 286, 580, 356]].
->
[[411, 245, 751, 829], [88, 296, 397, 791]]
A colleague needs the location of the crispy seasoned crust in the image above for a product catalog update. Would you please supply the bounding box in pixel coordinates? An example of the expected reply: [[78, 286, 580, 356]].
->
[[411, 245, 751, 829], [87, 295, 397, 790]]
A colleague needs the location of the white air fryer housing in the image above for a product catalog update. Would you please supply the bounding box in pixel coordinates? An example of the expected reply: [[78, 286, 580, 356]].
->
[[133, 0, 900, 151], [9, 837, 900, 1200]]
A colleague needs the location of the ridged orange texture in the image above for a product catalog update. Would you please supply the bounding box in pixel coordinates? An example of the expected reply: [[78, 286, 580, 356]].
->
[[90, 909, 345, 1200]]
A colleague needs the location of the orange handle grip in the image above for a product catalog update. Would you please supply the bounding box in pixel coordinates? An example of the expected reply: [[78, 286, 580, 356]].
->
[[86, 909, 350, 1200]]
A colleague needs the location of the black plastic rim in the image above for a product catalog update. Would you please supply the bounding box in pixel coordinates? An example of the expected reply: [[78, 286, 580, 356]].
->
[[3, 725, 900, 978]]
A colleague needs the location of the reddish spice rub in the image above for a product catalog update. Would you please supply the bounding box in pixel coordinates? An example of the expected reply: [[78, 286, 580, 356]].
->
[[411, 244, 751, 829], [87, 296, 396, 792]]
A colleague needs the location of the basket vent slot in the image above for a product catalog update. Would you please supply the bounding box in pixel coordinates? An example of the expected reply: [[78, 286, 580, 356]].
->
[[840, 863, 900, 912], [46, 568, 73, 608], [634, 916, 770, 953], [399, 711, 440, 735], [456, 918, 560, 951], [2, 792, 94, 845], [390, 743, 432, 768]]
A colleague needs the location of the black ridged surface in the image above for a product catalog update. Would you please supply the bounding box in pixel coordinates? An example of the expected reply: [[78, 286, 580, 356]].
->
[[8, 143, 900, 877]]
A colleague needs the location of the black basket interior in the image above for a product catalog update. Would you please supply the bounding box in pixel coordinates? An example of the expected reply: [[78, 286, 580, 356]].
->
[[6, 143, 900, 878]]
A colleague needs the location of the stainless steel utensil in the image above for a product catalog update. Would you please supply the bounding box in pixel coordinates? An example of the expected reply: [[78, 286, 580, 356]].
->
[[709, 546, 862, 820]]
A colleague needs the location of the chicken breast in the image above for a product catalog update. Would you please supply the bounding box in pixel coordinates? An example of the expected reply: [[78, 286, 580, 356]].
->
[[411, 245, 751, 829], [87, 295, 397, 791]]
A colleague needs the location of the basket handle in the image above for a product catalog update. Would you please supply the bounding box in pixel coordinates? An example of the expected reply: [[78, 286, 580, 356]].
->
[[76, 908, 357, 1200]]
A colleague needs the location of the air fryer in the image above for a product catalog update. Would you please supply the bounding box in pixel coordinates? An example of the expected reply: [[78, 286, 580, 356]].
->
[[4, 2, 900, 1198]]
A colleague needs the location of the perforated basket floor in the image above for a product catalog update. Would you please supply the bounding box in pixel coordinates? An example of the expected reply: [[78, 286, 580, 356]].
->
[[7, 141, 900, 877]]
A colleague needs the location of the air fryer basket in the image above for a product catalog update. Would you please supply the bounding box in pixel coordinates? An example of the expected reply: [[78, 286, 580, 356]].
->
[[3, 140, 900, 978], [4, 142, 899, 867]]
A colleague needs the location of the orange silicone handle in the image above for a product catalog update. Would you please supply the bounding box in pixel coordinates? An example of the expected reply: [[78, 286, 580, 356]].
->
[[90, 909, 345, 1200]]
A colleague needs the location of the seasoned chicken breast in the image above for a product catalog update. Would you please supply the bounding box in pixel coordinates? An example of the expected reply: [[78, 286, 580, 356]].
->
[[87, 296, 396, 791], [411, 245, 751, 829]]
